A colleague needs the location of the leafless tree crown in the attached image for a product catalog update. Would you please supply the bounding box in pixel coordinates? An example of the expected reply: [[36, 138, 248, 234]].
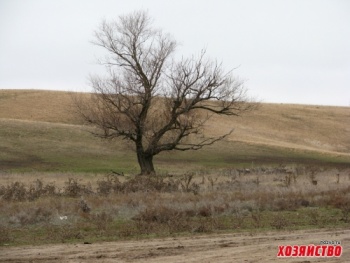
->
[[77, 10, 255, 174]]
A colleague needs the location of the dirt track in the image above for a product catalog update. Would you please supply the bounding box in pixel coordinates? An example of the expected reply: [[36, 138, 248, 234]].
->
[[1, 229, 349, 262]]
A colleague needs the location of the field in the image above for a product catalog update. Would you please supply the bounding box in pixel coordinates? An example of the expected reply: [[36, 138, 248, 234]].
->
[[0, 89, 350, 261], [1, 89, 349, 173]]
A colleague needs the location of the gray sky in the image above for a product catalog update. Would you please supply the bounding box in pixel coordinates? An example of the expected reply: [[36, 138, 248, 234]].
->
[[0, 0, 349, 106]]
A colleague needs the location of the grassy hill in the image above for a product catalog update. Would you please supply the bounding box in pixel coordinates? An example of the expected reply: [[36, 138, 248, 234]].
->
[[0, 89, 349, 173]]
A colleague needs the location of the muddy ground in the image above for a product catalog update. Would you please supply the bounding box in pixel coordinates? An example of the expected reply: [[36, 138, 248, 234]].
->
[[1, 228, 349, 262]]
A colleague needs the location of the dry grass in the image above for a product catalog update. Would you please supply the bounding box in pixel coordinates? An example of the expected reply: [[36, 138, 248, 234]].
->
[[1, 167, 350, 246], [1, 90, 349, 247], [0, 90, 81, 124], [206, 103, 350, 155], [0, 118, 137, 173], [0, 89, 349, 173], [1, 89, 349, 156]]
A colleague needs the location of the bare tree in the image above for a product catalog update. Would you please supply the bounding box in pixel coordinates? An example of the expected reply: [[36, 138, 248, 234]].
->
[[78, 10, 255, 175]]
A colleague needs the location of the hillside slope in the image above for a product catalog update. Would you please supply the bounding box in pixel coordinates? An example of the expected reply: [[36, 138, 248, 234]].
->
[[207, 103, 350, 155], [1, 89, 349, 154], [0, 90, 80, 124], [0, 89, 349, 172]]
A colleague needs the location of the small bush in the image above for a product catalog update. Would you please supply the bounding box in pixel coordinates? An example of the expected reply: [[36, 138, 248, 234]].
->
[[90, 211, 113, 232], [9, 206, 53, 226], [45, 224, 84, 243], [27, 180, 57, 200], [272, 196, 303, 211], [97, 175, 123, 195], [0, 180, 57, 201], [2, 182, 27, 201], [179, 173, 200, 194], [251, 210, 263, 228], [133, 205, 184, 224], [198, 205, 212, 217], [123, 176, 178, 193], [270, 214, 290, 229], [0, 185, 5, 196], [78, 199, 91, 213], [97, 175, 181, 194], [60, 225, 84, 242], [331, 195, 350, 223], [307, 209, 319, 225], [0, 225, 11, 245], [341, 205, 350, 223], [232, 210, 246, 229], [63, 178, 93, 197]]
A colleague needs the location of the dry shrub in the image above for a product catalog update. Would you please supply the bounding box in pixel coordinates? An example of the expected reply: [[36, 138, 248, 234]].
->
[[0, 180, 57, 201], [90, 211, 113, 232], [63, 178, 93, 197], [123, 176, 179, 193], [198, 205, 212, 217], [182, 207, 196, 217], [270, 214, 290, 229], [272, 198, 296, 211], [78, 199, 91, 213], [0, 173, 200, 202], [251, 209, 263, 228], [132, 206, 220, 235], [2, 182, 27, 201], [45, 224, 83, 242], [0, 225, 11, 244], [27, 179, 57, 200], [255, 191, 275, 211], [133, 220, 164, 235], [0, 185, 4, 196], [296, 199, 310, 207], [191, 217, 226, 233], [122, 176, 152, 193], [341, 205, 350, 223], [1, 166, 349, 245], [132, 205, 191, 234], [179, 173, 200, 194], [232, 210, 246, 229], [97, 175, 123, 195], [97, 175, 180, 194], [271, 192, 309, 211], [327, 193, 350, 223], [213, 203, 230, 214], [306, 209, 319, 225], [133, 205, 183, 224], [9, 206, 53, 226], [118, 222, 137, 237], [191, 220, 211, 233]]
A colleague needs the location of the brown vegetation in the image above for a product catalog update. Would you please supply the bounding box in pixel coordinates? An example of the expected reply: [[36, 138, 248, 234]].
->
[[1, 89, 349, 261], [1, 167, 349, 246], [1, 89, 349, 157]]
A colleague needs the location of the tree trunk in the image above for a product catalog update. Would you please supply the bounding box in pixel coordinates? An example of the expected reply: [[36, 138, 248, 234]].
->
[[137, 151, 155, 175]]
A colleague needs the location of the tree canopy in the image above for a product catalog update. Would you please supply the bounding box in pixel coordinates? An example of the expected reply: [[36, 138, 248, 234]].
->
[[77, 10, 255, 175]]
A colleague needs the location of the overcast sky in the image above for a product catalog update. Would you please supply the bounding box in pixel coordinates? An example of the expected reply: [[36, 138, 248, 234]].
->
[[0, 0, 349, 106]]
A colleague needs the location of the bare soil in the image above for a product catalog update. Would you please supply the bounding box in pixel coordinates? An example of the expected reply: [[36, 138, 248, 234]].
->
[[1, 229, 349, 262]]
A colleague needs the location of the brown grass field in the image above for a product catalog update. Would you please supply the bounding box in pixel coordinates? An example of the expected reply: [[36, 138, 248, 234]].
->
[[0, 89, 350, 262], [1, 89, 349, 172], [1, 89, 349, 155]]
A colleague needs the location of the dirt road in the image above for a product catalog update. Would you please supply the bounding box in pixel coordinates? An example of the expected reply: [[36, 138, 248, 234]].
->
[[1, 229, 349, 262]]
